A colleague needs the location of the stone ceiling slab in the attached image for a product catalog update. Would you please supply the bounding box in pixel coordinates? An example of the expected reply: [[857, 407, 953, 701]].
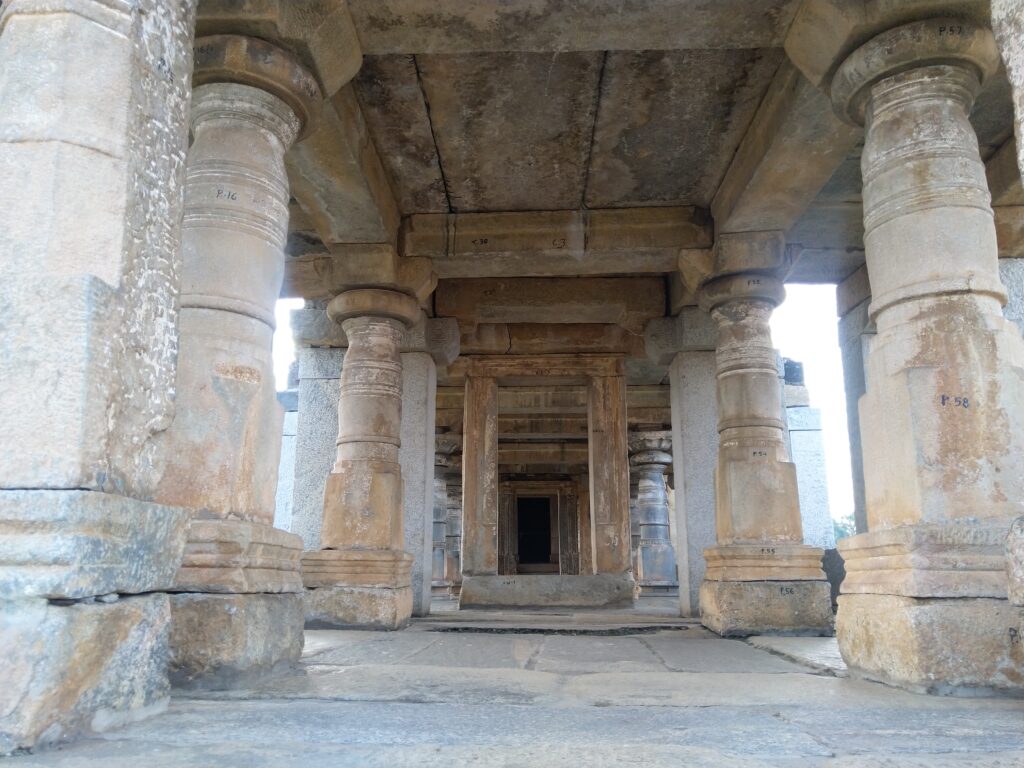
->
[[585, 48, 785, 208], [353, 55, 448, 214], [347, 0, 801, 54], [415, 52, 603, 212]]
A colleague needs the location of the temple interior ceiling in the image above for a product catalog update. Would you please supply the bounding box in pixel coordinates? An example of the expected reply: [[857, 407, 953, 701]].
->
[[277, 0, 1023, 297]]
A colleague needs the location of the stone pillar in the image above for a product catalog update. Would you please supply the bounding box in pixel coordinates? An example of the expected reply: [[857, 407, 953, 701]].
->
[[628, 471, 641, 578], [151, 35, 319, 687], [0, 0, 196, 751], [558, 484, 582, 575], [444, 452, 464, 596], [587, 374, 633, 579], [668, 349, 718, 617], [993, 1, 1024, 181], [836, 267, 873, 536], [461, 376, 500, 578], [431, 451, 451, 595], [629, 432, 679, 592], [400, 349, 437, 617], [301, 289, 422, 630], [698, 264, 832, 637], [826, 18, 1024, 692], [577, 472, 596, 575], [290, 346, 344, 550]]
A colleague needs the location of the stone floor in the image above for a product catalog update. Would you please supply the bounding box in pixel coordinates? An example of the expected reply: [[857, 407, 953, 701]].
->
[[15, 599, 1024, 766]]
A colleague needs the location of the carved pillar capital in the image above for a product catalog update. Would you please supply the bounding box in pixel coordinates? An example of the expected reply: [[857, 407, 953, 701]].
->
[[829, 19, 999, 128], [327, 288, 423, 329], [193, 34, 323, 139]]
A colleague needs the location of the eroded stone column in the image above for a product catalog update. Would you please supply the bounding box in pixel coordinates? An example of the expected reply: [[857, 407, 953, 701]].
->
[[698, 265, 832, 637], [152, 35, 319, 687], [302, 289, 421, 629], [629, 432, 679, 592], [828, 19, 1024, 692], [0, 0, 196, 751], [587, 374, 634, 582], [444, 451, 464, 596], [431, 451, 451, 595]]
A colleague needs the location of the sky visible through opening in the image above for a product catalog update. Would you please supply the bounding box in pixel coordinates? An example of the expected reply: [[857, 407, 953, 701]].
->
[[272, 284, 854, 523]]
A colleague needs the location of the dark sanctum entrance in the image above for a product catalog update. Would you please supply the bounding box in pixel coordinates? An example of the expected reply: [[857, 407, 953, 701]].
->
[[516, 496, 555, 571]]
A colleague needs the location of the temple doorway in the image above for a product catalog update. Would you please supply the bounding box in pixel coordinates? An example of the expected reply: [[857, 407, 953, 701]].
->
[[516, 496, 558, 573]]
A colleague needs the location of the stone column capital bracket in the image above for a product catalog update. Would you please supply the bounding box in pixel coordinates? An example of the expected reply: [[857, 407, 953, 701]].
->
[[830, 18, 1000, 126], [194, 34, 323, 139], [629, 450, 673, 469], [697, 273, 786, 315], [327, 288, 423, 328]]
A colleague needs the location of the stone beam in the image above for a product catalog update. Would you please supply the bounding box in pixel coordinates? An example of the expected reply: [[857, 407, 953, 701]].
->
[[460, 323, 644, 357], [450, 355, 624, 385], [497, 416, 589, 440], [284, 244, 434, 302], [711, 60, 862, 235], [499, 442, 590, 467], [402, 208, 711, 278], [285, 89, 401, 248], [347, 0, 800, 54], [435, 278, 665, 334]]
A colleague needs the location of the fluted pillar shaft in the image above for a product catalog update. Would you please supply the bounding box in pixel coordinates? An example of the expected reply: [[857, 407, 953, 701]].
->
[[828, 18, 1024, 691]]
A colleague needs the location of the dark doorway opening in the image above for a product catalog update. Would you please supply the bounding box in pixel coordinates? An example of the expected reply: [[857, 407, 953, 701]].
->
[[516, 496, 552, 565]]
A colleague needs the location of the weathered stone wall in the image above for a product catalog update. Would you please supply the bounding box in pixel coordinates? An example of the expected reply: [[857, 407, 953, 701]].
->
[[0, 0, 197, 752]]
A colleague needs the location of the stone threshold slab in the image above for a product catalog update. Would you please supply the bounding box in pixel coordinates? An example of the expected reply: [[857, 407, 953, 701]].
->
[[458, 574, 636, 608]]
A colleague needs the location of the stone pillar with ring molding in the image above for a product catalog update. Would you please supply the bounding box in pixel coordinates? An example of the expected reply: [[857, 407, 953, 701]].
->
[[301, 288, 422, 630], [828, 18, 1024, 692], [150, 34, 321, 686], [628, 431, 679, 592], [698, 264, 833, 637]]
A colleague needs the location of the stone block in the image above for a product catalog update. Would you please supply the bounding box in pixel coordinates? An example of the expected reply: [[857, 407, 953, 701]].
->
[[1009, 517, 1024, 607], [836, 593, 1024, 693], [699, 579, 834, 638], [459, 574, 636, 609], [839, 524, 1010, 599], [0, 490, 190, 600], [301, 549, 412, 589], [304, 585, 412, 630], [0, 594, 171, 755], [704, 544, 826, 582], [168, 593, 304, 690], [172, 520, 303, 594]]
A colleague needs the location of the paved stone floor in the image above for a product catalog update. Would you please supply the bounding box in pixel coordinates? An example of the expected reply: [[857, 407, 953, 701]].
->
[[16, 600, 1024, 766]]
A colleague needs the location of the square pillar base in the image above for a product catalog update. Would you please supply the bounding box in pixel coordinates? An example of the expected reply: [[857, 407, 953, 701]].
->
[[168, 593, 304, 690], [0, 594, 171, 755], [837, 593, 1024, 694], [304, 585, 412, 630], [700, 579, 834, 637]]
